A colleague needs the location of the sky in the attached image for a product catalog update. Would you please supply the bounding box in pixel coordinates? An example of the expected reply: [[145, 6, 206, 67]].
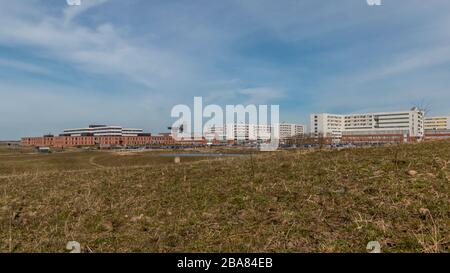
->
[[0, 0, 450, 140]]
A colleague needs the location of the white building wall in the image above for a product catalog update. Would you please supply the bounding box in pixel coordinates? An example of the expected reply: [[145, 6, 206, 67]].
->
[[310, 108, 425, 142], [277, 123, 305, 139], [424, 116, 450, 131], [64, 125, 144, 137], [310, 113, 344, 140], [205, 122, 304, 142]]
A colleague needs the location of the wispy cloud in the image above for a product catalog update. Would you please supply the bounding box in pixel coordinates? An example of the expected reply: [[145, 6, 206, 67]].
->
[[0, 1, 198, 91], [239, 87, 286, 104], [204, 86, 285, 106], [0, 58, 50, 75], [63, 0, 110, 24]]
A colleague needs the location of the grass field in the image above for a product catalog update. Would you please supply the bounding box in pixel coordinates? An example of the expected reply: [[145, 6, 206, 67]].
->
[[0, 141, 449, 253]]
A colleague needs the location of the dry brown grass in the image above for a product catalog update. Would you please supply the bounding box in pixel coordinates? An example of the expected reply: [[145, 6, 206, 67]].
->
[[0, 141, 449, 253]]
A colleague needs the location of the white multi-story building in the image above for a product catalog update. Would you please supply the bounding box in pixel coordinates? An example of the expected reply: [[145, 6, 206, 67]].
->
[[205, 122, 304, 142], [310, 113, 344, 141], [424, 116, 450, 131], [277, 123, 305, 139], [206, 123, 271, 142], [62, 125, 144, 137], [311, 108, 425, 143]]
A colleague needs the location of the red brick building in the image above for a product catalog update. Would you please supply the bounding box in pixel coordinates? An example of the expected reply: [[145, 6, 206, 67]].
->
[[21, 135, 176, 148], [424, 130, 450, 141], [21, 124, 184, 148], [341, 133, 420, 144]]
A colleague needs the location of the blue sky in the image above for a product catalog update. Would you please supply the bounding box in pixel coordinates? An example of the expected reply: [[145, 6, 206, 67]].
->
[[1, 0, 450, 139]]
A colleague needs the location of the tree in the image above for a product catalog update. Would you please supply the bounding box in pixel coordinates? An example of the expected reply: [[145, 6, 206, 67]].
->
[[413, 100, 431, 116]]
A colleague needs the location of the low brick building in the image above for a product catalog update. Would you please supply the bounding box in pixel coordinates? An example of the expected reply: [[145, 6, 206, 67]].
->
[[424, 130, 450, 141], [21, 134, 178, 148], [340, 133, 420, 144], [21, 124, 181, 148]]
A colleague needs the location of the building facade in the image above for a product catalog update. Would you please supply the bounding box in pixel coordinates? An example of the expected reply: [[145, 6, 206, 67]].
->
[[205, 122, 305, 143], [424, 116, 450, 140], [277, 123, 305, 140], [310, 114, 344, 142], [21, 124, 177, 148], [205, 123, 270, 143], [21, 135, 177, 148], [62, 125, 144, 137], [424, 116, 450, 131], [311, 108, 425, 144]]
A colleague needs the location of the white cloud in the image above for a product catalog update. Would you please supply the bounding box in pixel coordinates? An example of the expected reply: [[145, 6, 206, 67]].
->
[[0, 58, 50, 75], [0, 1, 198, 91], [63, 0, 110, 25], [204, 86, 285, 106], [239, 87, 285, 104]]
